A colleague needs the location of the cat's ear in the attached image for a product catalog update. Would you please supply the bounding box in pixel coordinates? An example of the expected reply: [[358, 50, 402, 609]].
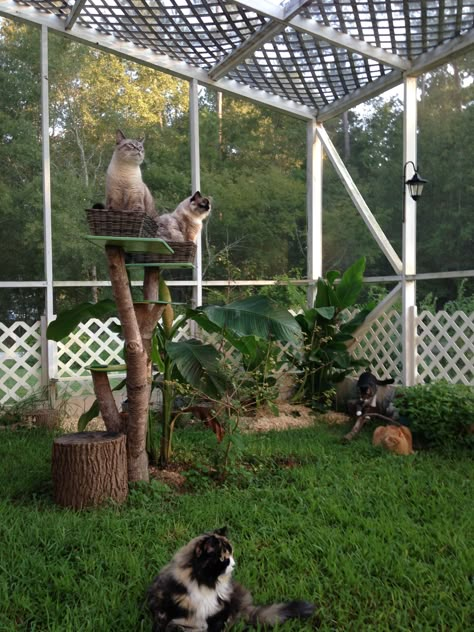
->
[[138, 136, 145, 144], [116, 129, 126, 144], [214, 526, 228, 536], [195, 535, 218, 557], [191, 191, 201, 201]]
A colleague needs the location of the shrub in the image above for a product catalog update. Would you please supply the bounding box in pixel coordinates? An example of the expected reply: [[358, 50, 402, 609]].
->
[[396, 381, 474, 447]]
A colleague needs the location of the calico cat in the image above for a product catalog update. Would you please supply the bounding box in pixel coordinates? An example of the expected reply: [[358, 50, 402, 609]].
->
[[373, 424, 414, 455], [153, 191, 211, 242], [105, 129, 156, 215], [147, 528, 315, 631]]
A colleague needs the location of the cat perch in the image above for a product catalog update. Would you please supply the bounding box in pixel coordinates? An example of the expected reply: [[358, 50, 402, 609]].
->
[[52, 234, 195, 505]]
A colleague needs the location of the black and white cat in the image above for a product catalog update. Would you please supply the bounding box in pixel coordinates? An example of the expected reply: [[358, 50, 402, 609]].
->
[[147, 528, 315, 631]]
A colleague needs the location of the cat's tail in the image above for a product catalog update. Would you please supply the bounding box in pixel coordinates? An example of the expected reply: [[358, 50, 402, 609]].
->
[[244, 600, 315, 626]]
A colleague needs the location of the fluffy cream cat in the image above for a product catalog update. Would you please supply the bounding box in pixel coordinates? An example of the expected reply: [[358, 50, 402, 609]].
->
[[105, 129, 155, 215]]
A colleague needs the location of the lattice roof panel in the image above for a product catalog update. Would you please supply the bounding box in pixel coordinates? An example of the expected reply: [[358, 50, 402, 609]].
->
[[2, 1, 474, 119]]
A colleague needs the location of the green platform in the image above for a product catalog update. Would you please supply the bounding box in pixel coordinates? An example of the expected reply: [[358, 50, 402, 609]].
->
[[133, 300, 185, 305], [126, 262, 195, 270], [85, 235, 173, 254], [88, 363, 127, 373]]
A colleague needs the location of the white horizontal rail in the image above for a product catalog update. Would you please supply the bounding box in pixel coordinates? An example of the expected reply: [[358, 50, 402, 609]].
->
[[1, 270, 474, 291]]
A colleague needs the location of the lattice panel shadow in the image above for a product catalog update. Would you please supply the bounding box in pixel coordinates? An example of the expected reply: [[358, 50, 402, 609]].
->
[[0, 321, 42, 402]]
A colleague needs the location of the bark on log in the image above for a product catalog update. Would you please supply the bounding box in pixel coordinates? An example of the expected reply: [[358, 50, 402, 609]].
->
[[52, 431, 128, 509]]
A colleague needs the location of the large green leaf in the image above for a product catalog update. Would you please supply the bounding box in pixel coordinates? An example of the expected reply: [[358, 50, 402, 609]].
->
[[166, 340, 227, 399], [78, 400, 101, 432], [334, 256, 366, 309], [47, 299, 117, 341], [314, 278, 339, 309], [315, 306, 336, 320], [202, 296, 301, 344]]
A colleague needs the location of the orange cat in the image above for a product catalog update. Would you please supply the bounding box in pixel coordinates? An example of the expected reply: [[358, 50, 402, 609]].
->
[[372, 425, 414, 455]]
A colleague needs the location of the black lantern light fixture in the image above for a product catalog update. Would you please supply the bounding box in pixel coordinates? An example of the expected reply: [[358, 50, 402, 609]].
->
[[403, 161, 428, 221]]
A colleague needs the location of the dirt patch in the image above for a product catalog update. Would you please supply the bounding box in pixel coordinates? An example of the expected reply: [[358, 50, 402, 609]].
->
[[318, 411, 351, 425], [149, 465, 187, 491], [239, 402, 317, 433]]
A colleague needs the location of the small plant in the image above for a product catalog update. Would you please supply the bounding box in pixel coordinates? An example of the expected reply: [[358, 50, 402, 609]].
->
[[396, 380, 474, 447]]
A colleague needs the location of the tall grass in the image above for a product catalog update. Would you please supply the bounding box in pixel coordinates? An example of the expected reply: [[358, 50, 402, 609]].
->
[[0, 421, 472, 631]]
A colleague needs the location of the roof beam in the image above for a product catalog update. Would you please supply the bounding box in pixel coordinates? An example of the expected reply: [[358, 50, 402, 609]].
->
[[0, 0, 315, 120], [64, 0, 87, 31], [208, 20, 286, 81], [209, 1, 312, 80], [408, 28, 474, 76], [232, 0, 411, 70], [316, 70, 404, 121]]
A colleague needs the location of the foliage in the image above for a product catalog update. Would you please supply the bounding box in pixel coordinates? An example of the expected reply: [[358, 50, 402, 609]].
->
[[152, 291, 301, 466], [0, 390, 50, 426], [397, 381, 474, 447], [290, 257, 373, 410], [0, 425, 473, 630], [46, 299, 117, 341]]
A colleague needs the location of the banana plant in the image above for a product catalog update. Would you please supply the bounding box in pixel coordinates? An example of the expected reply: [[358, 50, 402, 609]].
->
[[48, 289, 303, 467], [153, 287, 302, 465], [289, 257, 374, 410]]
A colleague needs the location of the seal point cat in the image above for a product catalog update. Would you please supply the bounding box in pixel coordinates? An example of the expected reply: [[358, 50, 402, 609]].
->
[[147, 527, 316, 631], [153, 191, 211, 243]]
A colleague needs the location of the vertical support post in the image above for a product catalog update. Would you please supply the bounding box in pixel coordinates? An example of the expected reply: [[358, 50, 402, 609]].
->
[[189, 79, 202, 309], [306, 119, 323, 306], [402, 77, 418, 386], [40, 25, 57, 389]]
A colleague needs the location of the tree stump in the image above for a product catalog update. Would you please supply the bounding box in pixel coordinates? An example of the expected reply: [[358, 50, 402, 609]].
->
[[52, 432, 128, 509]]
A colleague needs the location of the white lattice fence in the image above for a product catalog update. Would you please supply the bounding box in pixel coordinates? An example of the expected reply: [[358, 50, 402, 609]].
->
[[0, 321, 42, 402], [56, 317, 125, 398], [417, 310, 474, 385], [352, 310, 403, 381], [0, 309, 473, 404]]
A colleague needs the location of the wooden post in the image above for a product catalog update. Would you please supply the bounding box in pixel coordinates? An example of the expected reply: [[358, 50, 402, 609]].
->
[[52, 432, 128, 509], [102, 247, 165, 482]]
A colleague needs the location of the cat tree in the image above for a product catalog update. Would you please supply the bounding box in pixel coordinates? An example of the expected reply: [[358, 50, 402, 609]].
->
[[52, 230, 194, 509]]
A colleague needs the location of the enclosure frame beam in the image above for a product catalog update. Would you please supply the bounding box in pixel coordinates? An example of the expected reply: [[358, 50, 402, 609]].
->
[[306, 119, 323, 307], [189, 79, 202, 310], [232, 0, 410, 70], [208, 0, 312, 81], [402, 77, 419, 387], [40, 25, 57, 387]]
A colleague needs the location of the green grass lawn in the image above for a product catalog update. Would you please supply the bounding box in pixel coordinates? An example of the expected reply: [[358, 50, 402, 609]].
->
[[0, 420, 472, 631]]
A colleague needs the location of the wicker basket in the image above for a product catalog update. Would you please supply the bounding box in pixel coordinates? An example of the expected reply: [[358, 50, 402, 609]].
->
[[127, 241, 197, 264], [86, 208, 156, 238]]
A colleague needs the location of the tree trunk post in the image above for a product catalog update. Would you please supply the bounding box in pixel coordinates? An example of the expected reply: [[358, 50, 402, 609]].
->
[[103, 247, 165, 483]]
